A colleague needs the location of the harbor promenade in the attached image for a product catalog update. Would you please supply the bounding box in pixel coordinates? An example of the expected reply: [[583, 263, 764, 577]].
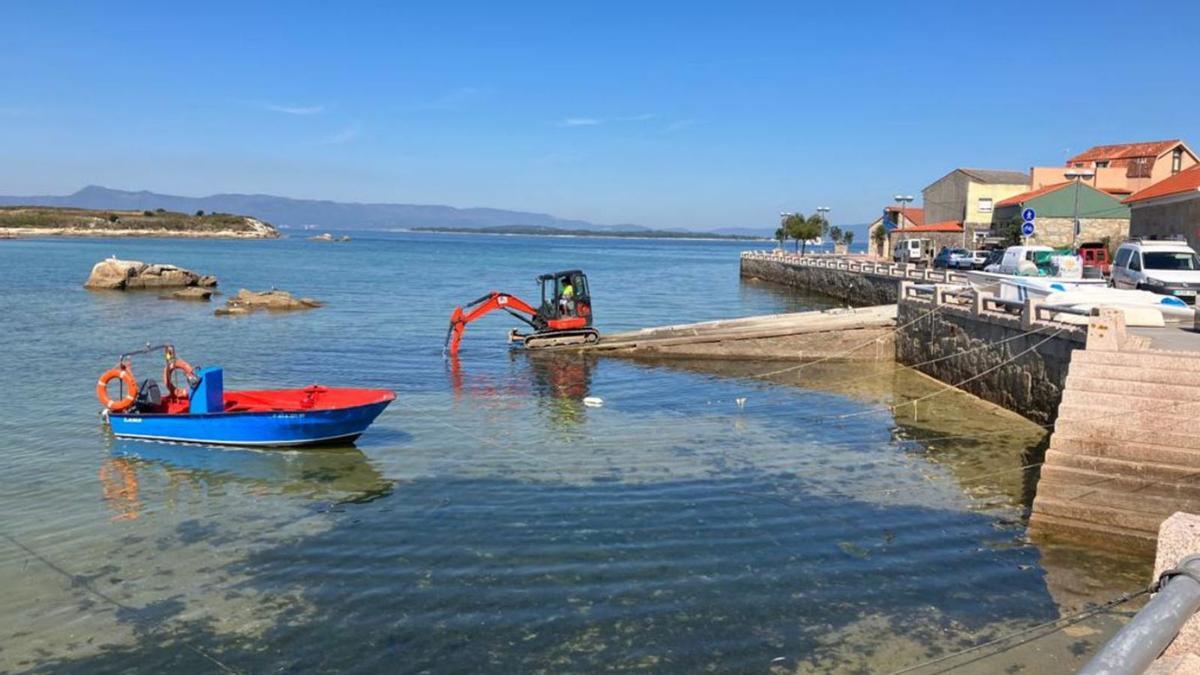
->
[[741, 250, 1200, 554]]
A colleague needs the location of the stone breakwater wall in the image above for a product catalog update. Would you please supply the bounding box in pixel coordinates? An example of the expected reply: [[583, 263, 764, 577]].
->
[[894, 286, 1092, 425], [739, 252, 966, 307]]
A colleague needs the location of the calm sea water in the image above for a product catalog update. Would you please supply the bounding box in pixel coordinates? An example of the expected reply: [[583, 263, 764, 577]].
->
[[0, 232, 1148, 673]]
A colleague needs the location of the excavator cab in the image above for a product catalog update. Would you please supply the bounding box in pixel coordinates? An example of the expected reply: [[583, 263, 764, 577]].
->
[[445, 269, 599, 356], [537, 270, 593, 327]]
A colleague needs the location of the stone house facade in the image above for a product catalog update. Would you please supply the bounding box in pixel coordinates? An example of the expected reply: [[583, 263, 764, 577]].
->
[[993, 182, 1130, 248], [1124, 164, 1200, 251]]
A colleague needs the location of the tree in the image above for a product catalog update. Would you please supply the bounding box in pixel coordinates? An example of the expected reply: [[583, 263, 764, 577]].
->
[[785, 213, 822, 254], [828, 226, 843, 245], [843, 231, 855, 249], [195, 209, 205, 217], [774, 226, 786, 249], [871, 224, 886, 251]]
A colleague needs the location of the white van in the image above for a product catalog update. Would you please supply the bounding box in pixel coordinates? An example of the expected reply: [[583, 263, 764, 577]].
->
[[1111, 239, 1200, 303], [984, 245, 1082, 278], [892, 238, 928, 263]]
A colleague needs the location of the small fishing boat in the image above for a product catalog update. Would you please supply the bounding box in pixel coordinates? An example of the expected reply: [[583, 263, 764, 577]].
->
[[97, 344, 395, 447]]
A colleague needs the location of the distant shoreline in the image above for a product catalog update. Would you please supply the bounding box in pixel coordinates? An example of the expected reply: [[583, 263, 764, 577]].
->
[[406, 226, 769, 242], [0, 206, 279, 240]]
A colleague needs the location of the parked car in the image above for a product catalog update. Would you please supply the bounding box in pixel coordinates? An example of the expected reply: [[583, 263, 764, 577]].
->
[[961, 249, 990, 270], [1111, 238, 1200, 304], [892, 238, 929, 264], [1078, 243, 1112, 278], [932, 247, 971, 270]]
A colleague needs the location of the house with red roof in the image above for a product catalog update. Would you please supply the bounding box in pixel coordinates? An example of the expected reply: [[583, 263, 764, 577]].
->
[[1031, 140, 1197, 195], [865, 205, 924, 257], [1124, 164, 1200, 250], [993, 182, 1130, 247]]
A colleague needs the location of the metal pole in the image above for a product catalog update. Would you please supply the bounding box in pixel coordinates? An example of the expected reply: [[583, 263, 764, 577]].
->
[[1078, 555, 1200, 675], [1071, 177, 1081, 250]]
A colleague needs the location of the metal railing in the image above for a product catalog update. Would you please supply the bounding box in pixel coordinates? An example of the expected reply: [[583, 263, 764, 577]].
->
[[740, 250, 971, 285], [1079, 555, 1200, 675]]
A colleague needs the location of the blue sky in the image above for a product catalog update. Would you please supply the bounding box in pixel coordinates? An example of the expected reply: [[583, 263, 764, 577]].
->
[[2, 1, 1197, 231]]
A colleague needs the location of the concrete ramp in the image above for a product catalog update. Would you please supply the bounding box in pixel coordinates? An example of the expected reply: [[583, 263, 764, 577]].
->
[[551, 305, 897, 361]]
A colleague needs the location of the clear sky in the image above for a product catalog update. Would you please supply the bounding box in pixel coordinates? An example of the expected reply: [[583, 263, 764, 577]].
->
[[2, 1, 1197, 231]]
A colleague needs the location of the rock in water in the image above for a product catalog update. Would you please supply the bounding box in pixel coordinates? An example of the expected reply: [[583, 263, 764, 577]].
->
[[84, 257, 217, 290], [169, 287, 214, 301], [215, 289, 323, 315]]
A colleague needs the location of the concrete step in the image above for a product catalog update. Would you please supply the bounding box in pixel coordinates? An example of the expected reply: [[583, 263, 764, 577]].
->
[[1054, 419, 1200, 451], [1056, 402, 1200, 429], [1069, 362, 1200, 387], [1040, 461, 1200, 501], [1073, 348, 1200, 372], [1058, 390, 1200, 414], [1036, 472, 1200, 515], [1063, 375, 1200, 403], [1027, 511, 1158, 556], [1030, 495, 1167, 536], [1050, 435, 1200, 467], [1045, 448, 1200, 481]]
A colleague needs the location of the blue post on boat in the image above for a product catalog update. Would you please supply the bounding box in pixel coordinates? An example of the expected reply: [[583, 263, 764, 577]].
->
[[189, 367, 223, 414]]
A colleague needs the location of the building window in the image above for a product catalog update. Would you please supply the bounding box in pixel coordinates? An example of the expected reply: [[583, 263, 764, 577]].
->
[[1173, 148, 1183, 174], [977, 197, 993, 213], [1095, 160, 1109, 168]]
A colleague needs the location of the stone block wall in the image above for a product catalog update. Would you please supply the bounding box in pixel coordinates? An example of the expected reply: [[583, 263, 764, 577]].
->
[[739, 256, 900, 306], [1020, 217, 1130, 248], [895, 296, 1086, 424]]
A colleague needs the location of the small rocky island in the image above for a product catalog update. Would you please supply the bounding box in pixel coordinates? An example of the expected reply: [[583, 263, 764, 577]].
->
[[84, 257, 218, 290], [0, 207, 278, 239], [215, 289, 323, 315]]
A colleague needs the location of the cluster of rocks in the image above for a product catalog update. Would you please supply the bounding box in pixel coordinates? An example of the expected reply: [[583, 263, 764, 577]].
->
[[215, 289, 323, 316], [84, 257, 218, 290], [308, 233, 351, 242]]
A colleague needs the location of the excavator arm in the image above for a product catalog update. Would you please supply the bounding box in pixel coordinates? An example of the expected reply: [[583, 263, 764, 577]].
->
[[445, 291, 543, 357]]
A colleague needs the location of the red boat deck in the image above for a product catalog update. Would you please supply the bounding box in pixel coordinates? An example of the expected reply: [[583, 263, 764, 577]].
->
[[157, 387, 395, 415]]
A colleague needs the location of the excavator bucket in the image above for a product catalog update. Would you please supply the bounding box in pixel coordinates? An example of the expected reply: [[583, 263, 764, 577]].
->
[[445, 306, 466, 357]]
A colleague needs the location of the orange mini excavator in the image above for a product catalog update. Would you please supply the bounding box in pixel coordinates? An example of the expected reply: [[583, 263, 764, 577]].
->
[[446, 269, 600, 356]]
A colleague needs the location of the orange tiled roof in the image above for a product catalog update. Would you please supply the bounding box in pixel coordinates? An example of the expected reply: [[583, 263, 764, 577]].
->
[[896, 220, 962, 233], [995, 182, 1071, 207], [885, 206, 925, 227], [1068, 140, 1180, 165], [1124, 164, 1200, 204]]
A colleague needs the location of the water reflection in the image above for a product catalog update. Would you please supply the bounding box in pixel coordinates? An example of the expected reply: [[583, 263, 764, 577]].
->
[[104, 439, 394, 512], [447, 351, 597, 429]]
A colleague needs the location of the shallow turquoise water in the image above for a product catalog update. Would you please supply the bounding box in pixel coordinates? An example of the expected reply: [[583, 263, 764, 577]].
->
[[0, 233, 1145, 673]]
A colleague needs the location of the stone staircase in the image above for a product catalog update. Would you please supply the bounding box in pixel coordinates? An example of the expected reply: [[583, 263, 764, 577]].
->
[[1030, 347, 1200, 555]]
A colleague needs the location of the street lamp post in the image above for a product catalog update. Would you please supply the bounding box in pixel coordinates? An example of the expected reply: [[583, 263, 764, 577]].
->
[[779, 211, 794, 251], [892, 195, 914, 258], [816, 206, 831, 249], [1063, 169, 1096, 250]]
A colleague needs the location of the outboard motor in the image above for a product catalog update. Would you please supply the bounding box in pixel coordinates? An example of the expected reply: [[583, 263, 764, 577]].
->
[[134, 379, 162, 412]]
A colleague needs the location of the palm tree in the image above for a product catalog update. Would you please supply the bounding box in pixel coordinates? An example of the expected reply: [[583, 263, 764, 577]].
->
[[774, 226, 786, 249], [843, 231, 855, 249], [786, 213, 822, 254]]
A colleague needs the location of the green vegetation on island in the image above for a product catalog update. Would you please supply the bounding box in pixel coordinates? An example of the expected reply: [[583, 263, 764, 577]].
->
[[411, 224, 767, 240], [0, 206, 279, 238]]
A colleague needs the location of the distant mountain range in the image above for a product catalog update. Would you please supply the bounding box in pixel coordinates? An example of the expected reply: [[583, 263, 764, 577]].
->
[[0, 186, 747, 235]]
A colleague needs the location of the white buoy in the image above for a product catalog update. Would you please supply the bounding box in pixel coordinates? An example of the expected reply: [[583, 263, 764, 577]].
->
[[735, 397, 747, 409], [583, 396, 604, 408]]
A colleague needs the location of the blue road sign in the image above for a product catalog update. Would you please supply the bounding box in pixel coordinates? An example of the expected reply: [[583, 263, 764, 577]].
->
[[1022, 208, 1036, 222], [1021, 222, 1035, 237]]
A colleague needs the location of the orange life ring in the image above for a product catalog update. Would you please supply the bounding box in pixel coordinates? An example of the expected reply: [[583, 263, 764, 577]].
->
[[163, 358, 195, 398], [97, 365, 138, 412]]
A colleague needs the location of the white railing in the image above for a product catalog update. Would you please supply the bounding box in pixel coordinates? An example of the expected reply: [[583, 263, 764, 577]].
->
[[740, 250, 971, 285]]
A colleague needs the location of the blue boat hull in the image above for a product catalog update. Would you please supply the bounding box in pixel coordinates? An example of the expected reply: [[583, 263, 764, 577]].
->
[[107, 399, 393, 447]]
